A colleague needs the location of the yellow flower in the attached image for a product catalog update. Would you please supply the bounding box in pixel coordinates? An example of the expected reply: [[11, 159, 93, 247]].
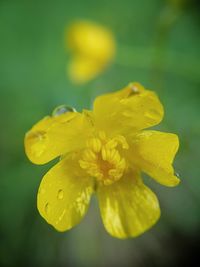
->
[[25, 83, 180, 239], [66, 20, 116, 83]]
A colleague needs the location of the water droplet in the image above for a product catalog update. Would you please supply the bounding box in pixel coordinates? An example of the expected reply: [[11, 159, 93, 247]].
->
[[131, 85, 139, 93], [52, 105, 76, 117], [57, 189, 64, 200], [128, 83, 140, 96], [45, 203, 50, 214], [175, 171, 180, 178]]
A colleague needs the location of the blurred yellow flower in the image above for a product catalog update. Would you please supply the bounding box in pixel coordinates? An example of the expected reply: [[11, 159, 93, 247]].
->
[[66, 20, 116, 83], [25, 82, 180, 239]]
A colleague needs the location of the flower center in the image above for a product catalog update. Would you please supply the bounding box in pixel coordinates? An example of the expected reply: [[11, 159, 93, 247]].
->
[[79, 131, 129, 185]]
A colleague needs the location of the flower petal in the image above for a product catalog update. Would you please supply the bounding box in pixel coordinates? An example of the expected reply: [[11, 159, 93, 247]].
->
[[25, 112, 93, 164], [68, 56, 105, 84], [66, 21, 115, 83], [67, 20, 115, 61], [93, 82, 164, 136], [37, 155, 94, 231], [130, 130, 180, 186], [97, 172, 160, 239]]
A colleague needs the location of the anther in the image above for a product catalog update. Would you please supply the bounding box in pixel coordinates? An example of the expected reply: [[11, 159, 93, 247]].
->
[[79, 131, 128, 185]]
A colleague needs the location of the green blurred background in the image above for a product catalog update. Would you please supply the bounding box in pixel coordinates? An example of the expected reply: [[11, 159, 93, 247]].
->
[[0, 0, 200, 266]]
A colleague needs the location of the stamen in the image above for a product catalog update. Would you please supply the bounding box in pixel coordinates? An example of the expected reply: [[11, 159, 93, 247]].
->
[[79, 132, 128, 185]]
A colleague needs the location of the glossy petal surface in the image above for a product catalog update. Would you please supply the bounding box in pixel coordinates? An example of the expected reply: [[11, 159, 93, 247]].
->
[[93, 82, 164, 136], [37, 156, 94, 231], [130, 130, 180, 186], [97, 172, 160, 239], [25, 112, 93, 164]]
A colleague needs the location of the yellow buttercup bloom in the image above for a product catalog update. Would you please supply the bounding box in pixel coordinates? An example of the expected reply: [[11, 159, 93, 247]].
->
[[25, 82, 180, 239], [66, 21, 115, 83]]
